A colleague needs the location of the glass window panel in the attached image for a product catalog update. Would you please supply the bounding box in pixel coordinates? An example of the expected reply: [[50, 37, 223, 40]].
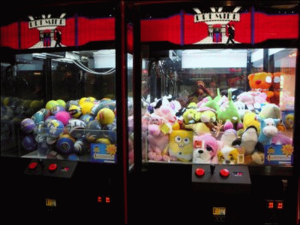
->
[[1, 50, 117, 163], [141, 48, 296, 166]]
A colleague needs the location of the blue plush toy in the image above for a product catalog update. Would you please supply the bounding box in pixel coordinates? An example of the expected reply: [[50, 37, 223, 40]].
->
[[258, 118, 280, 146]]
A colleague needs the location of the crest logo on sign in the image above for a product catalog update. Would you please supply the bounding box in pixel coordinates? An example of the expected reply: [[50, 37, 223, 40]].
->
[[28, 13, 66, 29], [28, 13, 66, 48], [193, 7, 241, 44], [193, 7, 241, 23]]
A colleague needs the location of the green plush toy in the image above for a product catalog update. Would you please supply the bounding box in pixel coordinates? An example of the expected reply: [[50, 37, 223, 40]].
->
[[217, 90, 242, 130], [203, 88, 221, 111]]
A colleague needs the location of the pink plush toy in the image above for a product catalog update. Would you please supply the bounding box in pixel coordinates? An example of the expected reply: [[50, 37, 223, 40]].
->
[[237, 91, 267, 112], [154, 104, 177, 124], [253, 92, 267, 104], [272, 132, 292, 145], [145, 96, 179, 162], [147, 114, 170, 161], [197, 96, 210, 108], [169, 100, 182, 114], [193, 134, 221, 164], [237, 92, 255, 111]]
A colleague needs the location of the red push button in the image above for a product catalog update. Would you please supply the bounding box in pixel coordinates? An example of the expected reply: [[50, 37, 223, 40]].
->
[[268, 201, 274, 209], [220, 169, 230, 177], [195, 168, 205, 177], [28, 162, 38, 170], [48, 164, 58, 172], [277, 201, 283, 209]]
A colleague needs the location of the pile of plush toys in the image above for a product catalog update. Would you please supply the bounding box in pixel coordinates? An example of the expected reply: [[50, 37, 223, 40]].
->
[[142, 72, 294, 165], [18, 97, 118, 161]]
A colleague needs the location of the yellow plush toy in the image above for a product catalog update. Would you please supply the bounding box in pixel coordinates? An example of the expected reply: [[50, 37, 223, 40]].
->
[[242, 111, 261, 134], [168, 129, 193, 162], [184, 122, 211, 136], [217, 146, 240, 164], [183, 108, 201, 124]]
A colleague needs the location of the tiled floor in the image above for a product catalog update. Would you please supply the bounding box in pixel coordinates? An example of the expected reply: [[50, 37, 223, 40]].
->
[[194, 36, 239, 44], [30, 40, 64, 49]]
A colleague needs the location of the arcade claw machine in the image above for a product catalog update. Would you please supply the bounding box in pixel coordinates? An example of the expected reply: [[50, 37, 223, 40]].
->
[[132, 1, 299, 224], [1, 1, 132, 223]]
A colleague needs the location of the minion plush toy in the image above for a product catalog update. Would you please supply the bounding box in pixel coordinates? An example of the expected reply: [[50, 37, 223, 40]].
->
[[68, 105, 82, 118]]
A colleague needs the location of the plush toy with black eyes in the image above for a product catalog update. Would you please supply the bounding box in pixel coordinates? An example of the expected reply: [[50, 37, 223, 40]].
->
[[193, 134, 220, 164], [248, 72, 274, 102], [258, 117, 280, 146], [232, 126, 264, 165], [168, 128, 194, 162]]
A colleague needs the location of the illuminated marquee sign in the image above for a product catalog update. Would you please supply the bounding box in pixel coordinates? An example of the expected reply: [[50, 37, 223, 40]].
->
[[29, 18, 66, 29], [193, 7, 241, 23], [28, 13, 66, 30], [191, 7, 242, 44], [194, 12, 240, 23]]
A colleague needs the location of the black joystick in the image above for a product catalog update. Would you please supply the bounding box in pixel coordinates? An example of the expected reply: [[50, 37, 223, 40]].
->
[[210, 164, 216, 175]]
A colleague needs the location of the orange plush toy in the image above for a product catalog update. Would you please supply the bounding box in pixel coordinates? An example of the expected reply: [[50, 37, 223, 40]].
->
[[248, 72, 274, 102]]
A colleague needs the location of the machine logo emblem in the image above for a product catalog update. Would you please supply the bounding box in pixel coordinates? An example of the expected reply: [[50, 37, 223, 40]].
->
[[193, 7, 241, 44], [28, 13, 66, 48]]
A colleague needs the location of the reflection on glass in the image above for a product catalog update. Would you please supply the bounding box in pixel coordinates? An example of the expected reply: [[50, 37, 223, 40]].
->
[[128, 52, 134, 167], [1, 50, 117, 163], [141, 48, 296, 166], [127, 22, 134, 168]]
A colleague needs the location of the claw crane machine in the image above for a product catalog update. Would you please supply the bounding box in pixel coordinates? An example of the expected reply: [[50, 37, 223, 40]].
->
[[132, 0, 299, 224], [1, 0, 133, 223]]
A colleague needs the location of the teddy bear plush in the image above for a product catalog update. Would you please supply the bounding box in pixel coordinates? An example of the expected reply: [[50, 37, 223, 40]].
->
[[248, 72, 274, 102]]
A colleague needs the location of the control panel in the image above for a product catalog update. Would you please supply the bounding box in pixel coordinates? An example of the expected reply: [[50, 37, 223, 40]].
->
[[192, 164, 251, 194], [24, 159, 77, 178]]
